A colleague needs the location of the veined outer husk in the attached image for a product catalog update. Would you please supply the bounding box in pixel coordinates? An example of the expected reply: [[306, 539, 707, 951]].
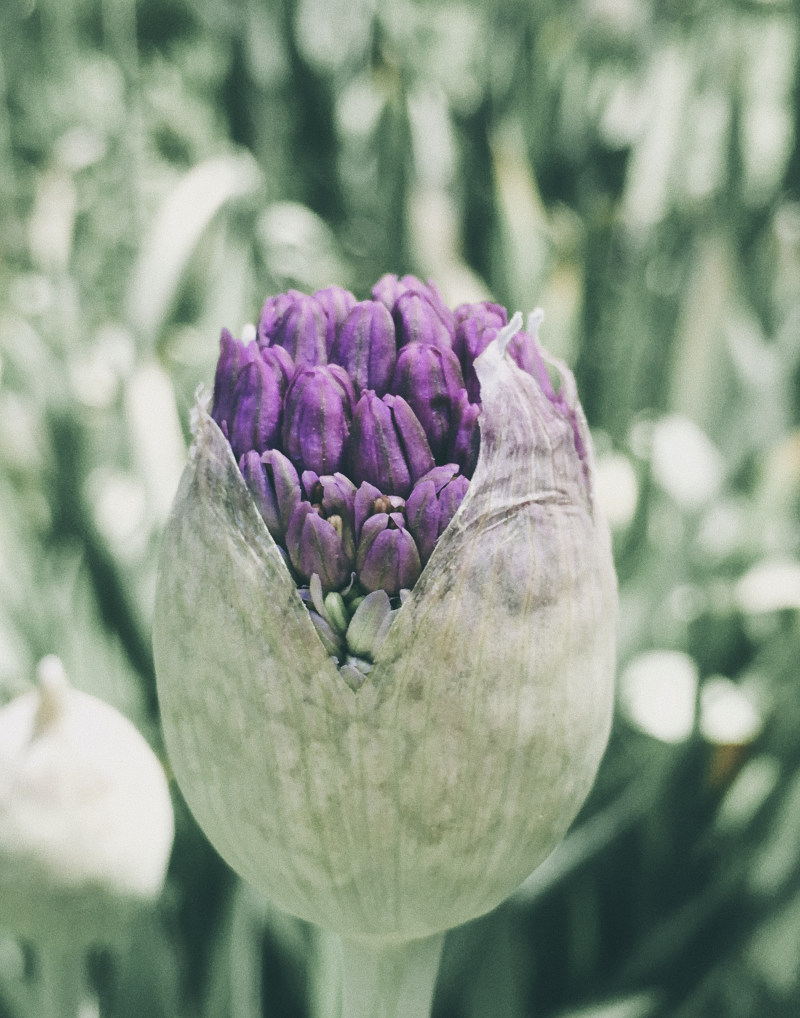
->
[[153, 327, 617, 942]]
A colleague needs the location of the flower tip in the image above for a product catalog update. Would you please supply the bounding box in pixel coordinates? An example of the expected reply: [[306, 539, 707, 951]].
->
[[473, 310, 523, 390], [526, 307, 545, 338], [34, 655, 70, 733]]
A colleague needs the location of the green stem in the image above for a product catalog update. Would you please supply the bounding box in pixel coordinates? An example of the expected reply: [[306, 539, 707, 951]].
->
[[338, 933, 445, 1018], [37, 943, 85, 1018]]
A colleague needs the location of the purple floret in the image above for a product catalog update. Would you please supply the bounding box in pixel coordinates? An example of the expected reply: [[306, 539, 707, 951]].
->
[[212, 279, 574, 607]]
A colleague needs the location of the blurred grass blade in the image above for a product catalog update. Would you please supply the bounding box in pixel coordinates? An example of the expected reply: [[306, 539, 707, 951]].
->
[[126, 153, 262, 348]]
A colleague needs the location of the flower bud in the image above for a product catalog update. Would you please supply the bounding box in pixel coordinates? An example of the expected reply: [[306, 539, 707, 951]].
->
[[0, 657, 173, 947], [448, 390, 481, 476], [210, 328, 258, 433], [405, 465, 469, 565], [259, 343, 295, 394], [154, 290, 617, 947], [371, 272, 425, 310], [356, 512, 421, 596], [302, 469, 357, 562], [454, 301, 507, 402], [330, 300, 397, 395], [312, 285, 357, 355], [393, 291, 454, 351], [240, 448, 301, 543], [286, 501, 352, 591], [265, 292, 328, 367], [390, 343, 465, 459], [282, 365, 355, 474], [349, 391, 434, 497], [228, 357, 283, 460], [373, 274, 456, 336], [257, 290, 298, 347]]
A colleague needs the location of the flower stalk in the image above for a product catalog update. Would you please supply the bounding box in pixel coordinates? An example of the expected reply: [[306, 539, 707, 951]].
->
[[37, 943, 86, 1018], [338, 933, 445, 1018]]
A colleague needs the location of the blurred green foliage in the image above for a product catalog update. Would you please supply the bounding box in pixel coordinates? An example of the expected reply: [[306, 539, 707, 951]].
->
[[2, 0, 800, 1015]]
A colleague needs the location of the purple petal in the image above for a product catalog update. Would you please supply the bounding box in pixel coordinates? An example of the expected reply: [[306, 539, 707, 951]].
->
[[283, 366, 353, 475], [350, 393, 433, 497], [267, 450, 302, 534], [371, 273, 408, 310], [299, 511, 351, 591], [414, 463, 459, 492], [356, 517, 421, 596], [240, 449, 301, 543], [324, 363, 357, 416], [286, 503, 350, 590], [349, 393, 412, 497], [259, 344, 295, 394], [448, 392, 481, 477], [354, 480, 382, 541], [229, 359, 282, 459], [436, 473, 469, 536], [211, 329, 258, 431], [257, 291, 298, 347], [240, 450, 282, 539], [454, 300, 507, 331], [454, 309, 504, 402], [318, 472, 357, 519], [404, 478, 439, 564], [330, 300, 397, 395], [271, 294, 328, 367], [385, 394, 435, 486], [393, 291, 453, 350], [312, 286, 357, 354], [390, 343, 465, 459]]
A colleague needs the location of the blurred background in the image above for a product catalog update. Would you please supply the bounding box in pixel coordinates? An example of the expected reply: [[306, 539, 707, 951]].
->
[[2, 0, 800, 1015]]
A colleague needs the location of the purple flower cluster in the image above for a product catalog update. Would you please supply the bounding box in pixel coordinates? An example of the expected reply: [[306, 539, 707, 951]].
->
[[211, 274, 549, 607]]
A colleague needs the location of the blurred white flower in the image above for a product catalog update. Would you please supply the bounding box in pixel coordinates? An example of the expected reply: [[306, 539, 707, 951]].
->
[[0, 657, 174, 947]]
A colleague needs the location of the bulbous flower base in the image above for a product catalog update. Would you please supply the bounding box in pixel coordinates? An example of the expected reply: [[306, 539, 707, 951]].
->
[[154, 319, 616, 943]]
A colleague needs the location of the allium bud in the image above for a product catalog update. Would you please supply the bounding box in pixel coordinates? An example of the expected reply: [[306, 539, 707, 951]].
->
[[282, 365, 355, 474], [454, 301, 508, 402], [312, 285, 357, 355], [448, 390, 481, 476], [405, 464, 469, 565], [257, 290, 297, 347], [302, 469, 357, 562], [373, 274, 456, 336], [356, 511, 421, 596], [286, 500, 352, 591], [259, 343, 295, 394], [390, 342, 465, 459], [154, 282, 617, 998], [371, 272, 426, 310], [264, 291, 328, 367], [392, 291, 454, 351], [330, 299, 397, 395], [228, 357, 283, 460], [210, 328, 258, 433], [240, 448, 300, 544], [349, 391, 434, 497], [0, 657, 173, 947]]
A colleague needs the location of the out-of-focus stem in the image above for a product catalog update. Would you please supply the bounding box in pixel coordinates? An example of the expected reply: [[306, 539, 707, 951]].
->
[[38, 943, 85, 1018], [338, 932, 445, 1018]]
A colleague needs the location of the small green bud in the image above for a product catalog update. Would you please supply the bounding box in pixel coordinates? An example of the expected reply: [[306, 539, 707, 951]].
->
[[323, 591, 350, 635], [345, 590, 393, 659]]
